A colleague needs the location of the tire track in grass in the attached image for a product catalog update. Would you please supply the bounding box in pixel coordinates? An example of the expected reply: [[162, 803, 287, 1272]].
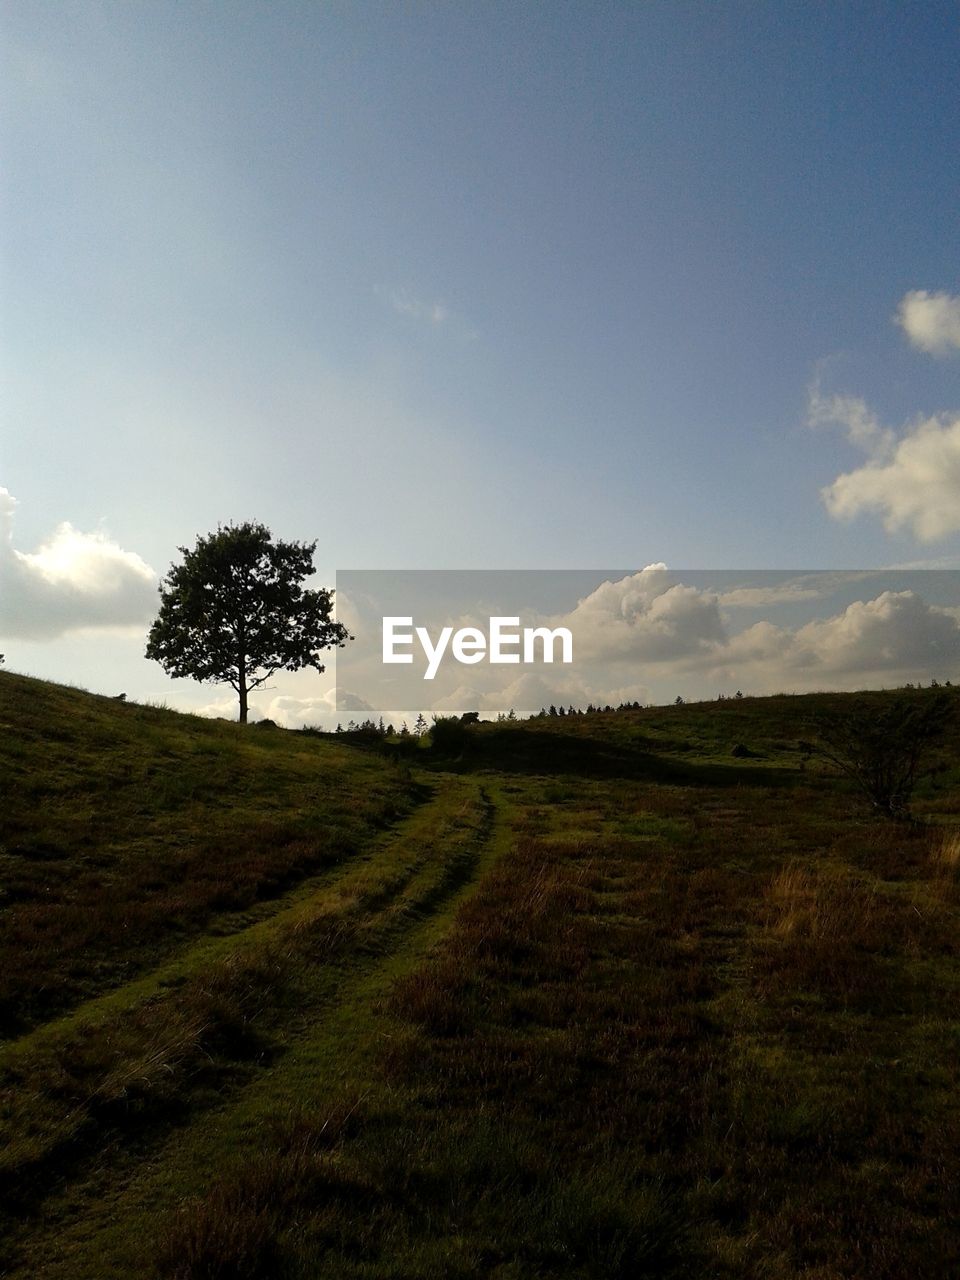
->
[[0, 781, 468, 1231], [2, 779, 505, 1280], [0, 783, 435, 1074]]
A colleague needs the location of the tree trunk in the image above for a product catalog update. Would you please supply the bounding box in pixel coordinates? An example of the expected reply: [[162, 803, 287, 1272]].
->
[[237, 631, 248, 724]]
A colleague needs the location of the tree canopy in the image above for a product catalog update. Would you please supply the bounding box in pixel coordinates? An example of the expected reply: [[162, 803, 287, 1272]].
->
[[145, 522, 349, 723]]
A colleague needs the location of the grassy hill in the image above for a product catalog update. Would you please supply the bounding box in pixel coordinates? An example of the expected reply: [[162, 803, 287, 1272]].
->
[[1, 671, 959, 1278]]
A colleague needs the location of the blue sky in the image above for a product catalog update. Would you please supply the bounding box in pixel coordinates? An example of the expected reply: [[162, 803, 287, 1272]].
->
[[2, 1, 960, 714]]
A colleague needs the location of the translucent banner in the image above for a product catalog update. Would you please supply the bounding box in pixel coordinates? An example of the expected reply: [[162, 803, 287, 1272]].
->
[[333, 569, 960, 729]]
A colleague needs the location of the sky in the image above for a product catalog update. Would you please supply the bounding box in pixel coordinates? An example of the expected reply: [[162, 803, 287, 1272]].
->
[[2, 1, 960, 722]]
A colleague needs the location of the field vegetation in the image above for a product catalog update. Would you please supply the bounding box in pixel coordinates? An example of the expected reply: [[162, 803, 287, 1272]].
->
[[1, 671, 959, 1277]]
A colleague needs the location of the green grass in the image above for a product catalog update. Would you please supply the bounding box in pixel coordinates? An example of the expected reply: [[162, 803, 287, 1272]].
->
[[0, 672, 418, 1035], [2, 671, 960, 1277]]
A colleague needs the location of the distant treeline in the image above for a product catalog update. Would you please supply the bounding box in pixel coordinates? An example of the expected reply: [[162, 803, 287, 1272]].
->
[[319, 678, 955, 740]]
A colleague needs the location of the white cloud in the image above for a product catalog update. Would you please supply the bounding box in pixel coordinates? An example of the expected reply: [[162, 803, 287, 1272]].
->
[[262, 686, 378, 730], [184, 686, 376, 730], [561, 568, 726, 663], [807, 383, 895, 459], [427, 683, 487, 718], [257, 693, 334, 729], [711, 590, 960, 691], [822, 413, 960, 542], [0, 488, 157, 639], [562, 575, 960, 691], [897, 290, 960, 356], [190, 692, 243, 721], [810, 346, 960, 543], [790, 590, 960, 673]]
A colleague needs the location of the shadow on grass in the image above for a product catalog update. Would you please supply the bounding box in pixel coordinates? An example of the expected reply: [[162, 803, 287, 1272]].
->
[[421, 727, 800, 790]]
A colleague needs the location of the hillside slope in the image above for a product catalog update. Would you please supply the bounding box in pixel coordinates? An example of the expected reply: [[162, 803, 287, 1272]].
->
[[2, 674, 960, 1279], [0, 672, 419, 1034]]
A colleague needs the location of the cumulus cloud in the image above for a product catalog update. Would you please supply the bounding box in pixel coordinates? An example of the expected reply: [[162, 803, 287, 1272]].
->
[[561, 568, 726, 663], [822, 413, 960, 542], [191, 692, 244, 722], [809, 289, 960, 541], [897, 290, 960, 356], [0, 488, 156, 639], [790, 590, 960, 673], [809, 351, 960, 543], [561, 574, 960, 691], [255, 694, 335, 729], [700, 590, 960, 697]]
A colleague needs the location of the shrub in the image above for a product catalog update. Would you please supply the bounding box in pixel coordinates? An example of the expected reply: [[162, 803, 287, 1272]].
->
[[429, 715, 471, 755], [809, 693, 953, 820]]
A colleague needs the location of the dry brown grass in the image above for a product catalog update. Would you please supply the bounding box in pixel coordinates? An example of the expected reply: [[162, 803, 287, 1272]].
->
[[766, 862, 881, 944], [930, 827, 960, 876], [920, 828, 960, 917], [756, 858, 944, 1006]]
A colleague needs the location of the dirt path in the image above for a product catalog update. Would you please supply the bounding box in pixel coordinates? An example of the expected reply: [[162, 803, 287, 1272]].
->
[[3, 776, 506, 1279]]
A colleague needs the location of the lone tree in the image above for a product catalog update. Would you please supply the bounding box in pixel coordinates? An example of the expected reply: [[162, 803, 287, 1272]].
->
[[809, 691, 953, 821], [146, 522, 350, 723]]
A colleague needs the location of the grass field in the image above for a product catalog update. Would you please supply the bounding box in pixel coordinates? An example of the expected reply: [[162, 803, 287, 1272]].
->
[[2, 670, 959, 1278]]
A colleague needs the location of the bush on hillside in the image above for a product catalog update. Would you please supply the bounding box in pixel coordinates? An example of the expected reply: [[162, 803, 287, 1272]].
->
[[809, 692, 953, 821], [430, 715, 472, 755]]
